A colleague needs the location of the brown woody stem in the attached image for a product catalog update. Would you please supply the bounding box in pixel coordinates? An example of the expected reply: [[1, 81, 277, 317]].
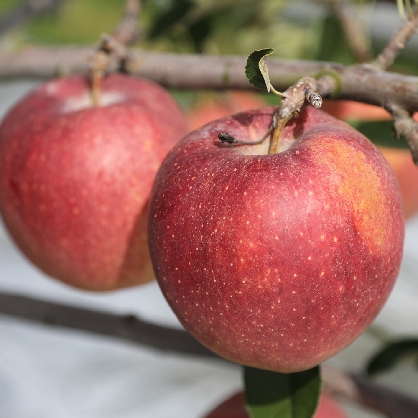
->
[[88, 0, 141, 104], [268, 77, 323, 155], [91, 68, 102, 106], [1, 49, 418, 162], [374, 7, 418, 70]]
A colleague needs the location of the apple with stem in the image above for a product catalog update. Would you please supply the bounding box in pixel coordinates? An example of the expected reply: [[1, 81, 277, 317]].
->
[[322, 99, 418, 219], [148, 105, 404, 372], [203, 390, 347, 418], [0, 73, 187, 291]]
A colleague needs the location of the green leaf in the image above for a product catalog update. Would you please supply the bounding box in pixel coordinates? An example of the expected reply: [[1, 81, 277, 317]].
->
[[315, 13, 358, 64], [349, 121, 409, 149], [147, 0, 194, 40], [244, 366, 321, 418], [245, 48, 276, 91], [366, 339, 418, 375]]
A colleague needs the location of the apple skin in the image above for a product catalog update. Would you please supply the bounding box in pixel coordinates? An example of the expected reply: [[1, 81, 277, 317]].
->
[[0, 73, 187, 291], [322, 99, 418, 219], [203, 390, 347, 418], [148, 106, 404, 372]]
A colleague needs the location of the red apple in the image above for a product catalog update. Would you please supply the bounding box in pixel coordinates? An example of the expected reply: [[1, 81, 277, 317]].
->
[[322, 99, 418, 219], [148, 106, 404, 372], [203, 390, 347, 418], [0, 73, 187, 291], [188, 91, 267, 131]]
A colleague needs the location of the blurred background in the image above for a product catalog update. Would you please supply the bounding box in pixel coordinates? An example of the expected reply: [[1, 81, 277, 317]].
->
[[0, 0, 418, 417]]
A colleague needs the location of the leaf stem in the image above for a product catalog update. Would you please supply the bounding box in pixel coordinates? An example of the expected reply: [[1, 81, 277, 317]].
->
[[270, 85, 288, 98]]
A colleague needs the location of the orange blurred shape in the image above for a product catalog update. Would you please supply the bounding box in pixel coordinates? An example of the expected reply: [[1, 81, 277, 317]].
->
[[188, 91, 266, 131]]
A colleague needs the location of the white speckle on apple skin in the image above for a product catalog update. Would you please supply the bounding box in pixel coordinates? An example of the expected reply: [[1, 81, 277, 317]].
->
[[61, 92, 126, 114]]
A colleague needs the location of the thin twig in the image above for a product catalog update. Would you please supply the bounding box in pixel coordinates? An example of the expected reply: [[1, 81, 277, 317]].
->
[[390, 104, 418, 164], [322, 365, 418, 418], [374, 7, 418, 70], [89, 0, 141, 105], [0, 291, 215, 358], [112, 0, 141, 45], [0, 290, 418, 418]]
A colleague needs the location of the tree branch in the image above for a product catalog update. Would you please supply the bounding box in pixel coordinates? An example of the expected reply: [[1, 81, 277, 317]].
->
[[374, 6, 418, 70], [0, 290, 215, 358], [390, 103, 418, 164], [0, 290, 418, 418], [112, 0, 141, 46], [322, 365, 418, 418], [2, 46, 418, 161], [0, 47, 417, 109]]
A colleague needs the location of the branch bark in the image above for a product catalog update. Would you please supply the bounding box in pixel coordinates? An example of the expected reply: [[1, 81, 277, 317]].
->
[[0, 290, 215, 358], [375, 6, 418, 70], [0, 47, 417, 112], [0, 290, 418, 418], [3, 46, 418, 161], [112, 0, 141, 46], [322, 365, 418, 418]]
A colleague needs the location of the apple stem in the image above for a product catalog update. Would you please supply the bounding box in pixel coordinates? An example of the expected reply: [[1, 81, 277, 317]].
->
[[218, 122, 275, 146], [268, 114, 291, 154], [217, 77, 324, 154], [267, 77, 323, 154], [91, 69, 102, 107]]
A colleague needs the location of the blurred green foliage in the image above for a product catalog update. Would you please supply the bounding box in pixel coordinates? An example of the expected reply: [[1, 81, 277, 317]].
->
[[23, 0, 123, 45], [0, 0, 416, 81], [0, 0, 18, 14], [0, 0, 319, 60], [141, 0, 314, 59]]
